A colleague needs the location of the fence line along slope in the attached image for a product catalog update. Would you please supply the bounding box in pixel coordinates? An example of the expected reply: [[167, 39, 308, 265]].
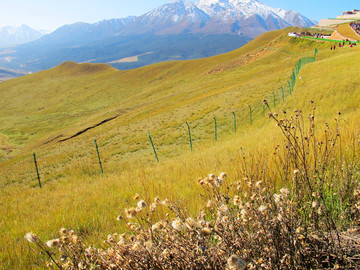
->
[[1, 27, 360, 268]]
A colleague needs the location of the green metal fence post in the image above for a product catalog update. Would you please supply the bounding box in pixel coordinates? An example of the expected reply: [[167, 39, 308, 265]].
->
[[273, 92, 276, 108], [214, 117, 217, 142], [94, 139, 103, 175], [185, 122, 193, 152], [33, 153, 41, 188], [249, 105, 252, 125], [147, 131, 159, 162], [232, 112, 236, 134], [288, 81, 292, 94]]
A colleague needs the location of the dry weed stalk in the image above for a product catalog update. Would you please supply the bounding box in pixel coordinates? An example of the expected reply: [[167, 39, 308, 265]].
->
[[26, 106, 360, 269]]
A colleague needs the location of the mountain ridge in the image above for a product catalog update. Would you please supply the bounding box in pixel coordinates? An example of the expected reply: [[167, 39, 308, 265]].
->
[[0, 25, 45, 48], [0, 0, 315, 76]]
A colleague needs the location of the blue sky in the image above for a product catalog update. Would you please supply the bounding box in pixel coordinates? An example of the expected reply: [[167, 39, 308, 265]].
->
[[0, 0, 358, 31]]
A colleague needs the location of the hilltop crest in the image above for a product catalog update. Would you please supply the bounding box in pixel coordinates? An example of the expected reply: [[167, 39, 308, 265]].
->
[[54, 61, 117, 75]]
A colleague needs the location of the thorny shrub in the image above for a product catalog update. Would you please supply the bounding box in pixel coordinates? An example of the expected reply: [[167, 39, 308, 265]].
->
[[26, 102, 360, 269]]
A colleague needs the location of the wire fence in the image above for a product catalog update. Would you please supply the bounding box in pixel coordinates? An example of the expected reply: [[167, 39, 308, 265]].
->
[[4, 50, 318, 187]]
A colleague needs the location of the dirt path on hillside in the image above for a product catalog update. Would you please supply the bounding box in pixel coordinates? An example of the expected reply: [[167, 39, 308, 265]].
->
[[205, 41, 278, 75]]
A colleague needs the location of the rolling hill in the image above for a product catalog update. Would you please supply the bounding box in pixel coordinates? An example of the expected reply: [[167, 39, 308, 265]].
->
[[0, 28, 312, 160], [1, 27, 360, 268]]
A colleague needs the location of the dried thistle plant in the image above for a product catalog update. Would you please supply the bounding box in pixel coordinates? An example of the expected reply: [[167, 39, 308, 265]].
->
[[26, 107, 360, 269]]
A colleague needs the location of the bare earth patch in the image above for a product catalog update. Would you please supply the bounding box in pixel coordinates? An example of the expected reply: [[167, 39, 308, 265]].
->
[[109, 52, 153, 63]]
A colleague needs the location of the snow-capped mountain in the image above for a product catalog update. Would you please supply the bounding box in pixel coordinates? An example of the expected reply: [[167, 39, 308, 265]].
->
[[0, 25, 44, 48], [121, 1, 210, 35], [123, 0, 316, 37], [0, 0, 316, 75]]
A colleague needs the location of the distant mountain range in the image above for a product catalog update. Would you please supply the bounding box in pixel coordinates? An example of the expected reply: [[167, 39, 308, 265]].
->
[[0, 25, 45, 48], [0, 0, 316, 78]]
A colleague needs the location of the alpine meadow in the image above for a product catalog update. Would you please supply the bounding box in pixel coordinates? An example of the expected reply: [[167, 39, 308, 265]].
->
[[1, 26, 360, 269]]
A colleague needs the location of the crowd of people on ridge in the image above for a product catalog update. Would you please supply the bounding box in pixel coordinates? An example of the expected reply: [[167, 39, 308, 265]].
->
[[350, 22, 360, 35]]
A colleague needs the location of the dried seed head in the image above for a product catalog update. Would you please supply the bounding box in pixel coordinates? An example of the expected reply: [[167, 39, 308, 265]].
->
[[133, 193, 140, 200], [72, 235, 78, 244], [209, 174, 216, 180], [161, 248, 169, 258], [145, 240, 154, 252], [228, 255, 247, 270], [217, 204, 228, 215], [255, 181, 262, 189], [215, 177, 223, 187], [221, 216, 229, 223], [131, 241, 143, 251], [137, 200, 147, 209], [200, 227, 212, 236], [152, 221, 166, 231], [78, 262, 87, 270], [312, 201, 319, 208], [280, 188, 290, 197], [125, 208, 138, 218], [273, 194, 282, 205], [233, 195, 241, 206], [107, 235, 116, 243], [206, 200, 216, 209], [46, 239, 60, 248], [185, 218, 197, 229], [219, 172, 227, 179], [149, 203, 157, 212], [258, 205, 267, 214], [25, 233, 39, 243], [162, 199, 170, 206], [172, 218, 186, 231]]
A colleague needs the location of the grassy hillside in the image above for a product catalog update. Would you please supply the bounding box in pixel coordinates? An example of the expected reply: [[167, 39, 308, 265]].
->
[[0, 29, 318, 159], [337, 22, 360, 40], [1, 28, 360, 268]]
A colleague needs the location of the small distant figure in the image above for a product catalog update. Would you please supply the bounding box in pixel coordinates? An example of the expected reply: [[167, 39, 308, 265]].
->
[[330, 46, 333, 50], [350, 43, 353, 47], [333, 45, 336, 50]]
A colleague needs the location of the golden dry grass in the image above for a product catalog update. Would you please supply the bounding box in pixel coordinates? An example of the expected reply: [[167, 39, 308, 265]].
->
[[1, 28, 360, 268], [337, 23, 360, 40]]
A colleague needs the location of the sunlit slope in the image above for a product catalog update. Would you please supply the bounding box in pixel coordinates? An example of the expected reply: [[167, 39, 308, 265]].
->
[[336, 23, 360, 40], [1, 28, 360, 268], [0, 28, 324, 160], [0, 29, 335, 185]]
